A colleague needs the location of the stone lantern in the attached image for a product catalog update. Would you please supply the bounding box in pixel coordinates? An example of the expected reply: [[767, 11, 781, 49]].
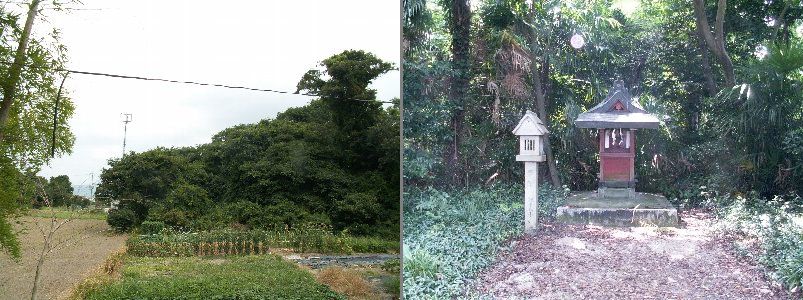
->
[[513, 110, 548, 233]]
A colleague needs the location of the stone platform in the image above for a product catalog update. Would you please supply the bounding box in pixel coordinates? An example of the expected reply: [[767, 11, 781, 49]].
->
[[557, 190, 678, 227]]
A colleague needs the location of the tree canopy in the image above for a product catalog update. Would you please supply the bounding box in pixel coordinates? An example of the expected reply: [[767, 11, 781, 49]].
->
[[100, 50, 399, 238], [404, 0, 803, 199]]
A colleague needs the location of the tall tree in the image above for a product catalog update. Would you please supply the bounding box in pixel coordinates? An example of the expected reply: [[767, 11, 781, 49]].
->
[[526, 1, 561, 187], [0, 0, 74, 259], [0, 0, 41, 143], [692, 0, 735, 87], [296, 50, 394, 171], [443, 0, 472, 184]]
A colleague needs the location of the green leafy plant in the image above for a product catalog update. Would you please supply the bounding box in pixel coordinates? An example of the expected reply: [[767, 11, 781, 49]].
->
[[402, 184, 566, 298]]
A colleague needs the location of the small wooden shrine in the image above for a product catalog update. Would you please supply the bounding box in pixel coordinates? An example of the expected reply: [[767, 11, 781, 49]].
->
[[575, 80, 660, 199], [558, 80, 677, 227]]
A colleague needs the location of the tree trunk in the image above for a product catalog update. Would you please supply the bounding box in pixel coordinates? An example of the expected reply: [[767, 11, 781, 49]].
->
[[692, 0, 735, 87], [445, 0, 471, 185], [0, 0, 41, 144], [695, 30, 718, 97], [527, 3, 561, 188]]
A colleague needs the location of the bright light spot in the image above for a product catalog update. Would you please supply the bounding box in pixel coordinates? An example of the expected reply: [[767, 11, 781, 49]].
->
[[754, 45, 768, 59], [612, 0, 640, 16], [765, 16, 777, 27], [570, 33, 585, 49]]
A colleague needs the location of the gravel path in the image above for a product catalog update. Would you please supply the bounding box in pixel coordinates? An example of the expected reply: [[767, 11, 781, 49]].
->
[[0, 217, 127, 300], [471, 210, 795, 299]]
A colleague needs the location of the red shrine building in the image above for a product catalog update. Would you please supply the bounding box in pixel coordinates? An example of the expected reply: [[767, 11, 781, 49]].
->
[[575, 80, 660, 199]]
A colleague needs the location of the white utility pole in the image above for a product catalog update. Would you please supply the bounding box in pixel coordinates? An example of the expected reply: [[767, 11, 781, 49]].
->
[[121, 113, 132, 156]]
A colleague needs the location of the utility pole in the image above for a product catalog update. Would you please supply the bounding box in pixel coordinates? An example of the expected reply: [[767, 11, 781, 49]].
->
[[89, 172, 95, 201], [121, 113, 132, 156]]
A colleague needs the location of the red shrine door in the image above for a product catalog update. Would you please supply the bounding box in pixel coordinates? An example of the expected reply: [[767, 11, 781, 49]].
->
[[598, 128, 635, 185]]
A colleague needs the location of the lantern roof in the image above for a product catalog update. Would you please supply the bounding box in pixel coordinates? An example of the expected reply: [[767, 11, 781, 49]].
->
[[513, 110, 549, 136], [575, 80, 660, 129]]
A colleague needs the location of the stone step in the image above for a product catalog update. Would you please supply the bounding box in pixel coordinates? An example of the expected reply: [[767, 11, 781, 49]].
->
[[556, 206, 678, 227], [556, 191, 679, 227], [601, 188, 633, 199]]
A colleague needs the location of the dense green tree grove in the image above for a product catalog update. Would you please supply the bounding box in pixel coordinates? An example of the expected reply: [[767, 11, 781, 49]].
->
[[404, 0, 803, 200], [100, 50, 399, 238]]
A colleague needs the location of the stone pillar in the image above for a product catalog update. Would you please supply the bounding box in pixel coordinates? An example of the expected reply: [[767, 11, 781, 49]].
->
[[524, 161, 538, 233]]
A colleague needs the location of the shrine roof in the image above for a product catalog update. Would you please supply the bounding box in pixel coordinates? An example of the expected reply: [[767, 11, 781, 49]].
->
[[575, 80, 660, 129]]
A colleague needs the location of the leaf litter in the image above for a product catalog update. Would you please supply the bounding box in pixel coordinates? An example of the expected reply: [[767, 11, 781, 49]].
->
[[470, 210, 796, 299]]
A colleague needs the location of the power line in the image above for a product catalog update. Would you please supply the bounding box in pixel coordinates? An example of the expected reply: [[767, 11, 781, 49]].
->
[[0, 60, 395, 104]]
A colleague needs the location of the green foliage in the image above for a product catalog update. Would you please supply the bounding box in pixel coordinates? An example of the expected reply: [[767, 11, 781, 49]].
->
[[702, 42, 803, 196], [107, 208, 139, 232], [96, 51, 398, 239], [0, 156, 25, 259], [0, 7, 75, 258], [296, 50, 394, 136], [126, 225, 399, 256], [381, 258, 401, 274], [140, 220, 165, 235], [82, 255, 345, 300], [712, 192, 803, 292], [43, 175, 73, 207], [0, 11, 75, 168], [402, 184, 567, 298]]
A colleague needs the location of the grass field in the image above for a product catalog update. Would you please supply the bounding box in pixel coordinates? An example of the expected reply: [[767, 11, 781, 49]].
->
[[79, 255, 345, 300], [0, 217, 126, 300], [27, 207, 107, 220]]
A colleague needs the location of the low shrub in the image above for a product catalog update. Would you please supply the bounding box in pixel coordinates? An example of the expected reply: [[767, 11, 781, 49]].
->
[[712, 192, 803, 292], [381, 258, 400, 274], [139, 221, 165, 235], [402, 183, 567, 298], [106, 208, 139, 232]]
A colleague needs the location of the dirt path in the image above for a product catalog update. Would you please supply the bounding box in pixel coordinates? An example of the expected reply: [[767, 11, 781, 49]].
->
[[0, 217, 127, 300], [471, 210, 795, 299]]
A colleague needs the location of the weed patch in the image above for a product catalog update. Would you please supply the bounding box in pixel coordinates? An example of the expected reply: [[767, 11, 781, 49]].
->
[[316, 267, 375, 299], [80, 255, 344, 299], [712, 193, 803, 293], [402, 184, 567, 298]]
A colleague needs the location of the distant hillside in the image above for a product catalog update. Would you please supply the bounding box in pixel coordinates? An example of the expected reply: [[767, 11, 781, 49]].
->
[[72, 185, 94, 199]]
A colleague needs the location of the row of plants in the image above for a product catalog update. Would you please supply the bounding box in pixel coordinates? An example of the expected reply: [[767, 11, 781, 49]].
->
[[402, 184, 568, 299], [74, 255, 345, 300], [710, 192, 803, 292], [127, 223, 399, 256]]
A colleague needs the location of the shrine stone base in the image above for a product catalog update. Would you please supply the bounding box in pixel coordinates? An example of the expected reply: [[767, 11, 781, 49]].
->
[[557, 189, 678, 227]]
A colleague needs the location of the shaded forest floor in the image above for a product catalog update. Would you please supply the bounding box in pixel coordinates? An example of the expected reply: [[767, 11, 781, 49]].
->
[[471, 210, 797, 299], [0, 217, 127, 300]]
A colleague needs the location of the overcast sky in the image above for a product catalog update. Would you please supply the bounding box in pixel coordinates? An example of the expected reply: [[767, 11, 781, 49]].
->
[[28, 1, 400, 190]]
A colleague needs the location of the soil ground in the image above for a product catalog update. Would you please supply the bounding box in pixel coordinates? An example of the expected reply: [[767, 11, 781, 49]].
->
[[0, 216, 127, 300], [471, 210, 797, 299]]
